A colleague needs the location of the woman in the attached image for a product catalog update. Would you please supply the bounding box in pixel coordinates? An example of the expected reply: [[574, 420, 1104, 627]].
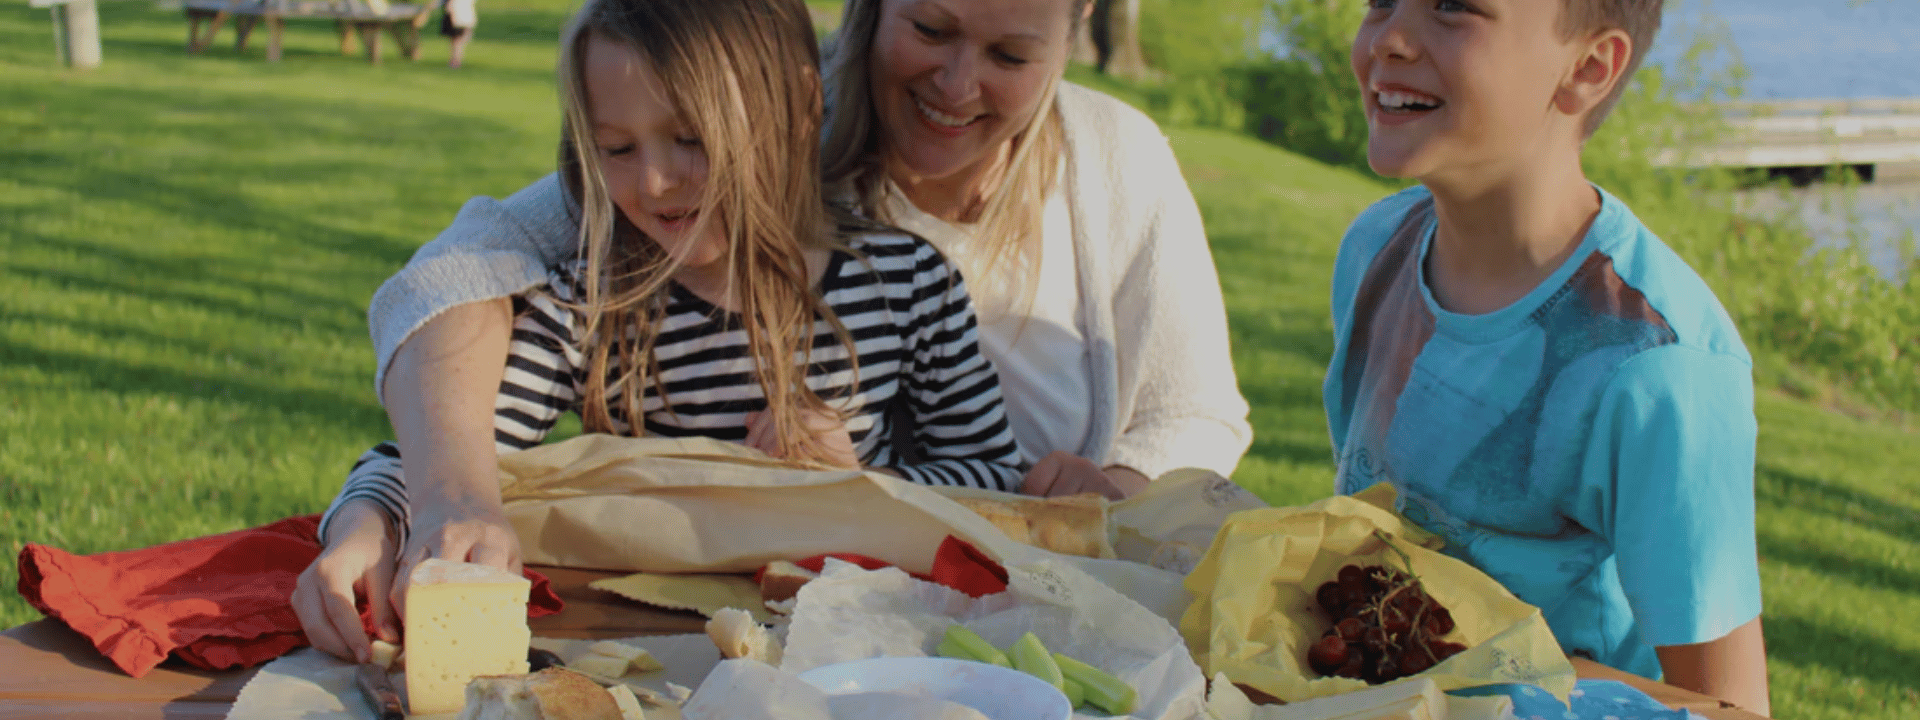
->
[[354, 0, 1249, 607]]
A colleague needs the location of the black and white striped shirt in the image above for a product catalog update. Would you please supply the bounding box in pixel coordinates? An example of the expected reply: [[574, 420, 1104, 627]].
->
[[321, 232, 1023, 542]]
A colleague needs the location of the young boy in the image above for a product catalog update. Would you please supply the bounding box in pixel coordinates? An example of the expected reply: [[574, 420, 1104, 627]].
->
[[1323, 0, 1770, 714]]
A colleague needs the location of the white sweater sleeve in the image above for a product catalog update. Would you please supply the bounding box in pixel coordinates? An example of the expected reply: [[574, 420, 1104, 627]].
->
[[366, 173, 580, 403], [1098, 116, 1253, 479]]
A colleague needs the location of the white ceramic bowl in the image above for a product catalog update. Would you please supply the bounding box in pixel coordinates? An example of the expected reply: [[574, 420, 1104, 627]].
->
[[797, 657, 1073, 720]]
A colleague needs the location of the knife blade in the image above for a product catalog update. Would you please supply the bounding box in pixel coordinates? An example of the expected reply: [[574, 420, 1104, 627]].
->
[[356, 661, 406, 720]]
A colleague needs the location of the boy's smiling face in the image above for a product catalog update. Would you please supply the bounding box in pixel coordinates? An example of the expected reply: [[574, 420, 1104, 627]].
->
[[1350, 0, 1590, 182]]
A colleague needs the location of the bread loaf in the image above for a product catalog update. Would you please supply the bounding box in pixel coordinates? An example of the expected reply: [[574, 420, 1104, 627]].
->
[[456, 668, 623, 720], [951, 493, 1112, 558]]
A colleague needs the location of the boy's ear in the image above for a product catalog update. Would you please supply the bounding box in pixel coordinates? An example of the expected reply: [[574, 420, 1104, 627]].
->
[[1554, 28, 1632, 118]]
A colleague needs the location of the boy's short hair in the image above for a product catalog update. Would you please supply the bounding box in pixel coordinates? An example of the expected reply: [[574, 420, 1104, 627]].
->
[[1559, 0, 1664, 137]]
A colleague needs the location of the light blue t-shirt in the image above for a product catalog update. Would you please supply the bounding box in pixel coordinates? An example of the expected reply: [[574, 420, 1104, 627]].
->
[[1322, 185, 1763, 679]]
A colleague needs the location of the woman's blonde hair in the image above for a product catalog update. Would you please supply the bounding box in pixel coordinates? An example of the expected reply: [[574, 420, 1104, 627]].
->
[[555, 0, 859, 465], [818, 0, 1090, 318]]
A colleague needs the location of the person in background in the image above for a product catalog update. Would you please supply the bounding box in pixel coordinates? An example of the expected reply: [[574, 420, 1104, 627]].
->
[[441, 0, 475, 68], [348, 0, 1252, 598], [292, 0, 1021, 664], [1324, 0, 1769, 713]]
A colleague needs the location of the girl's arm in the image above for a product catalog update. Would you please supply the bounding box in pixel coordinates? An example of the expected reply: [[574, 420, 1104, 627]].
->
[[1656, 617, 1771, 716], [317, 286, 584, 627], [892, 245, 1024, 492], [303, 297, 514, 661]]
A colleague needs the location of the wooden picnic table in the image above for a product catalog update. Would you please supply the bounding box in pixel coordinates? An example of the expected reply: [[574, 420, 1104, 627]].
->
[[183, 0, 434, 63], [0, 566, 1771, 719]]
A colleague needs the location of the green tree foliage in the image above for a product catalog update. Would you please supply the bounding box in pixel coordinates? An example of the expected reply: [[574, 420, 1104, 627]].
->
[[1132, 0, 1264, 127], [1237, 0, 1369, 172]]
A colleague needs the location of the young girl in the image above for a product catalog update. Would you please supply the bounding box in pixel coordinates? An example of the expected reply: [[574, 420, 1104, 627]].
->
[[292, 0, 1021, 664]]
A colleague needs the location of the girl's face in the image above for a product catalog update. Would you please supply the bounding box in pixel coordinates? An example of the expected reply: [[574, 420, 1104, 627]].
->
[[583, 34, 726, 277], [868, 0, 1076, 185]]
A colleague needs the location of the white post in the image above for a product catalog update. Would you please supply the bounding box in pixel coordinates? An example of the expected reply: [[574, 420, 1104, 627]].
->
[[46, 0, 103, 69]]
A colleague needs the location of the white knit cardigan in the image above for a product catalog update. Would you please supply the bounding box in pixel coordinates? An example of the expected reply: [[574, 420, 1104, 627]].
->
[[365, 82, 1252, 479]]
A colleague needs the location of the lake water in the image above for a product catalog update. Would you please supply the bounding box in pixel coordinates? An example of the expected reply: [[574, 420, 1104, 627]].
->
[[1652, 0, 1920, 280], [1651, 0, 1920, 101]]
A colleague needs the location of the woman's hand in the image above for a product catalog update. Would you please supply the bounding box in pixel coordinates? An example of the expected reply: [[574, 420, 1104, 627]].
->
[[292, 500, 401, 664], [1019, 451, 1150, 500], [743, 409, 861, 469]]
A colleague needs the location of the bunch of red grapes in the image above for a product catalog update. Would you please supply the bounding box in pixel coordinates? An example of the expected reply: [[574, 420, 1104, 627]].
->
[[1306, 564, 1467, 684]]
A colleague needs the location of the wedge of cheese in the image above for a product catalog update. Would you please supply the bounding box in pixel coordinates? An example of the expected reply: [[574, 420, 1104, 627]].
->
[[405, 559, 533, 715]]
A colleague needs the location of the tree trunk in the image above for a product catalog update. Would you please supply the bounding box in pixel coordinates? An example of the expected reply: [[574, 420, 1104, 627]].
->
[[1103, 0, 1147, 79], [1070, 4, 1098, 65]]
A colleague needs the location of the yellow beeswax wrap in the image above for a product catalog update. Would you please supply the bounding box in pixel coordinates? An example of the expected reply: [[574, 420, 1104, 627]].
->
[[1179, 487, 1575, 704], [588, 572, 773, 623]]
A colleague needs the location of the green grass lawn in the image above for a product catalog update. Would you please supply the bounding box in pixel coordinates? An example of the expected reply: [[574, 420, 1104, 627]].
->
[[4, 2, 1918, 718]]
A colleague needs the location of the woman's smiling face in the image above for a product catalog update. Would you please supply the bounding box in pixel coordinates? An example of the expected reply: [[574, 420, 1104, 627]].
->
[[867, 0, 1077, 185]]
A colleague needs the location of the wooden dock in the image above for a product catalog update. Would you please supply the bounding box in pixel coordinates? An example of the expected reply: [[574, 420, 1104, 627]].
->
[[1652, 98, 1920, 175]]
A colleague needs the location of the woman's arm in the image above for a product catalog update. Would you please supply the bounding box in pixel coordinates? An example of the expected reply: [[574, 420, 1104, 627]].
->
[[1019, 451, 1148, 500], [1099, 120, 1252, 480], [368, 174, 579, 403], [1657, 617, 1771, 716]]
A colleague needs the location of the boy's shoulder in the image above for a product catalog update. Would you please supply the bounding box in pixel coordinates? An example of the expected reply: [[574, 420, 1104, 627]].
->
[[1583, 187, 1751, 365], [1330, 185, 1434, 314], [1341, 185, 1434, 259]]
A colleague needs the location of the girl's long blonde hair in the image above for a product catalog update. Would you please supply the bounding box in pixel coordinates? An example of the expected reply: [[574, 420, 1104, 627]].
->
[[555, 0, 859, 465], [818, 0, 1091, 319]]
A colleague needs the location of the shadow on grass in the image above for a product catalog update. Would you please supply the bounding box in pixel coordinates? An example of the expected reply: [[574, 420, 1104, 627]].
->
[[1764, 614, 1920, 695], [3, 78, 515, 264], [0, 303, 369, 389], [6, 231, 366, 335], [1757, 534, 1920, 598], [0, 340, 387, 436], [478, 7, 575, 45], [1756, 463, 1920, 546], [2, 55, 535, 434]]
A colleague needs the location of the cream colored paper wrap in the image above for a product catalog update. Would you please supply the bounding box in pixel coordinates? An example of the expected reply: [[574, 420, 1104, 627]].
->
[[493, 434, 1227, 628], [1179, 491, 1576, 704], [495, 435, 1033, 575]]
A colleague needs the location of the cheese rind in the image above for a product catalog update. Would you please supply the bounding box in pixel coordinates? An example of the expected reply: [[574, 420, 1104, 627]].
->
[[404, 559, 533, 715], [606, 685, 648, 720]]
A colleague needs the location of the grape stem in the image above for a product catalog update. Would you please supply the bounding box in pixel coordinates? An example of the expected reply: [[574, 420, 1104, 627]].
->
[[1368, 530, 1441, 664]]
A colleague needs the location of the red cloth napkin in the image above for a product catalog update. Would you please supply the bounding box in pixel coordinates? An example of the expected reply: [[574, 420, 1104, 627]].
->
[[763, 536, 1010, 597], [16, 514, 564, 678]]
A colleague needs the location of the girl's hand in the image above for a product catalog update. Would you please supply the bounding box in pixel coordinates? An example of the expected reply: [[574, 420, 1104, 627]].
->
[[1019, 451, 1151, 500], [743, 409, 861, 469], [292, 501, 401, 664], [388, 500, 523, 627]]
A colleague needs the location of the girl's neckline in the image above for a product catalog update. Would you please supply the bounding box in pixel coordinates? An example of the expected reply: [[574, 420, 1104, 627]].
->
[[665, 246, 849, 319]]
